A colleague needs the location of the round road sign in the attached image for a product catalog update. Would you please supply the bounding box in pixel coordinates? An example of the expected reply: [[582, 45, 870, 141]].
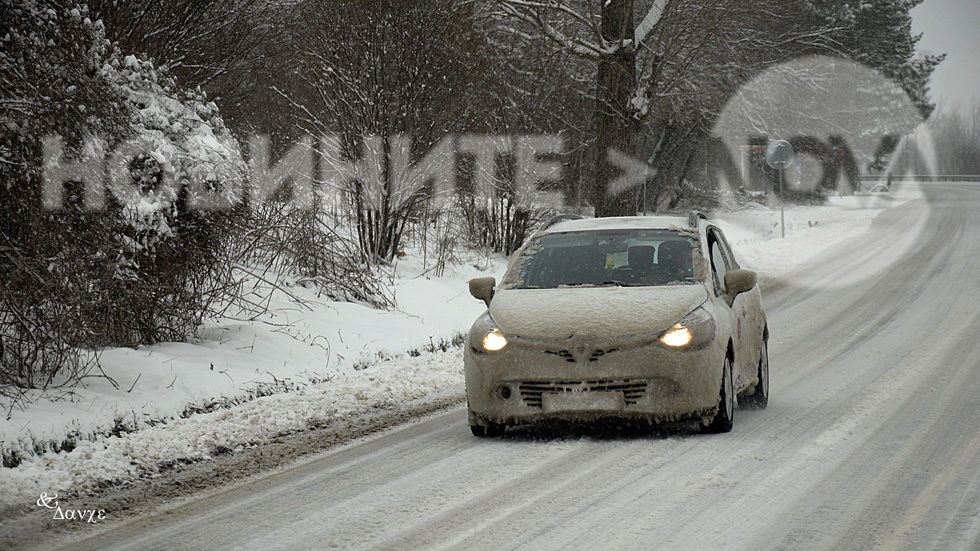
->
[[766, 140, 795, 169]]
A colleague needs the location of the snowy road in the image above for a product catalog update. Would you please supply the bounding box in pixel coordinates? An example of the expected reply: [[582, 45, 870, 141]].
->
[[45, 184, 980, 550]]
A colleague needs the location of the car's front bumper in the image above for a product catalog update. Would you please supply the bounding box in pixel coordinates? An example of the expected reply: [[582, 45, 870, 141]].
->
[[464, 332, 727, 428]]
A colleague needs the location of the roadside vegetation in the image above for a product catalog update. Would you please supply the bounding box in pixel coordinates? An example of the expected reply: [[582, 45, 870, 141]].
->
[[0, 0, 945, 398]]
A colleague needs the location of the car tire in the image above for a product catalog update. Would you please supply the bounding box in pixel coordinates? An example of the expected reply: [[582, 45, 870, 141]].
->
[[703, 355, 735, 434], [740, 339, 769, 410], [470, 423, 505, 437]]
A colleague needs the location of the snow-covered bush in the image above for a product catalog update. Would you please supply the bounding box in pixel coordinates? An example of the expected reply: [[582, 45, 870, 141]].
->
[[0, 0, 246, 389], [93, 45, 247, 347]]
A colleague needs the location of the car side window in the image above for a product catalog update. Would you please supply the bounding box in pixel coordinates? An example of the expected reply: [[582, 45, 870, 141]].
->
[[707, 229, 732, 294], [715, 230, 740, 270]]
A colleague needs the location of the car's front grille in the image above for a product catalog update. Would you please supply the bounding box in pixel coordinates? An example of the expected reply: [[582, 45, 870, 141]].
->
[[544, 349, 575, 362], [518, 379, 648, 408], [544, 348, 620, 363]]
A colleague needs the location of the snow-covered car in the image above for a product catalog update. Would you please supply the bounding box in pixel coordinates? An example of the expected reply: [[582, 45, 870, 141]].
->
[[465, 212, 769, 436]]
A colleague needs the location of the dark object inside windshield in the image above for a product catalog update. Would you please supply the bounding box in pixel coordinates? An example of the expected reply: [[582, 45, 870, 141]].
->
[[505, 229, 695, 289]]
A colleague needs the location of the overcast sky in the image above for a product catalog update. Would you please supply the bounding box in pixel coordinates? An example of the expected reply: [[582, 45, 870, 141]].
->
[[911, 0, 980, 115]]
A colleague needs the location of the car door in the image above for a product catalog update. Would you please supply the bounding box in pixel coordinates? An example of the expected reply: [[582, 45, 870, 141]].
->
[[706, 226, 759, 392]]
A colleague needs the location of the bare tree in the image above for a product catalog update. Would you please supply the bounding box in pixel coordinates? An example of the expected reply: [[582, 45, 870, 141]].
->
[[281, 0, 499, 263], [927, 101, 980, 175], [492, 0, 938, 214], [462, 6, 595, 253], [85, 0, 285, 130], [495, 0, 646, 216]]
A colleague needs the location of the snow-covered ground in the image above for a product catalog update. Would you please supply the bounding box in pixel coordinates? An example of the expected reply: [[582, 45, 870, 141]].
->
[[0, 186, 922, 512]]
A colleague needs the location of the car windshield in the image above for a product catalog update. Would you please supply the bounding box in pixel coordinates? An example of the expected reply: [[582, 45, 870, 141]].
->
[[502, 229, 696, 289]]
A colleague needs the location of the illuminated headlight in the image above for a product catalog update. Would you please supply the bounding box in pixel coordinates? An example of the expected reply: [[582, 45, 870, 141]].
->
[[470, 312, 509, 353], [482, 328, 508, 352], [661, 324, 693, 347], [660, 307, 715, 349]]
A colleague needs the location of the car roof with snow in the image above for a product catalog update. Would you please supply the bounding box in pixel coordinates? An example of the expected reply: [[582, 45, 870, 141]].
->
[[540, 214, 696, 235]]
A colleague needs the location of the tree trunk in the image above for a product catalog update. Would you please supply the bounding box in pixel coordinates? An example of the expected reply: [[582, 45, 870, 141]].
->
[[646, 122, 700, 210], [593, 0, 638, 218]]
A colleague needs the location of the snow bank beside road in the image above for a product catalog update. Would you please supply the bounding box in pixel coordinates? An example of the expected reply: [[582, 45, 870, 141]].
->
[[0, 187, 921, 512], [0, 250, 505, 511], [716, 187, 923, 283], [3, 350, 466, 509]]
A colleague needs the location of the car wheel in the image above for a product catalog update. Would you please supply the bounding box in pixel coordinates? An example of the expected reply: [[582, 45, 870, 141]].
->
[[703, 355, 735, 433], [470, 423, 505, 437], [740, 339, 769, 410]]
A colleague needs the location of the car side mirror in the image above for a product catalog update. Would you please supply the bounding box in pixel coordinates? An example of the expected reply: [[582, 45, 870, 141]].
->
[[469, 277, 496, 307], [724, 270, 757, 305]]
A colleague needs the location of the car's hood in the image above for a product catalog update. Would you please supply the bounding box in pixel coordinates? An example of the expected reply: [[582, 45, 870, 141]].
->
[[489, 285, 709, 341]]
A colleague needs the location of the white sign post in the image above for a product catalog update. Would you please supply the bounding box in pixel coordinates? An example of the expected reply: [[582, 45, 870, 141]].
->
[[765, 140, 795, 238]]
